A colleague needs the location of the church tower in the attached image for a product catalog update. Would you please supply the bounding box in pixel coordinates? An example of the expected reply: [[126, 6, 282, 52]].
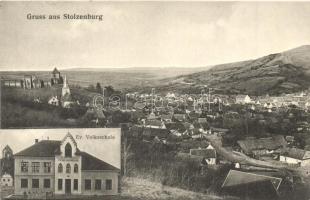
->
[[62, 75, 70, 97]]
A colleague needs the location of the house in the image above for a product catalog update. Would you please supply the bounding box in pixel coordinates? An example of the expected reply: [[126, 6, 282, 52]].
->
[[280, 148, 310, 167], [189, 146, 216, 165], [84, 107, 106, 125], [198, 118, 207, 124], [143, 119, 166, 129], [48, 96, 59, 106], [221, 170, 282, 199], [165, 122, 186, 133], [160, 114, 173, 122], [235, 95, 252, 104], [211, 127, 229, 136], [173, 114, 187, 122], [237, 135, 287, 157], [142, 128, 170, 140], [1, 173, 13, 187], [14, 133, 119, 197]]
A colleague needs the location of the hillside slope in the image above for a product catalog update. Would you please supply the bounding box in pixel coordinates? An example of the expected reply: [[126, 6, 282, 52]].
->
[[159, 45, 310, 95]]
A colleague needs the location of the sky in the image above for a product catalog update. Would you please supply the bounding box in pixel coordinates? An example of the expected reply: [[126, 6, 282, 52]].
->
[[0, 128, 121, 168], [1, 1, 310, 70]]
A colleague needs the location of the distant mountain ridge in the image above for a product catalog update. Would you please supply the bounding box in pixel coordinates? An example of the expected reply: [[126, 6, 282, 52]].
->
[[157, 45, 310, 95]]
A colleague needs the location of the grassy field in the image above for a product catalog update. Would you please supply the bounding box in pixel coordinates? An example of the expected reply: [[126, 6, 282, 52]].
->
[[121, 177, 235, 200]]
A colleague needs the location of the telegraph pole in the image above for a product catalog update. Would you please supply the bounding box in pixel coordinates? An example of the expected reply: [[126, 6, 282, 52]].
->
[[102, 86, 105, 108], [208, 88, 212, 112], [125, 94, 128, 110], [151, 88, 155, 114]]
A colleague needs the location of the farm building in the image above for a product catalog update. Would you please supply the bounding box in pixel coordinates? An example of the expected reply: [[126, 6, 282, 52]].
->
[[221, 170, 282, 199], [280, 148, 310, 167], [237, 135, 287, 157], [235, 95, 252, 104]]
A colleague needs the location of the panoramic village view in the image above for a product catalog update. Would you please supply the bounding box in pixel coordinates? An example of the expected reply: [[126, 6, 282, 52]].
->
[[1, 44, 310, 200], [2, 1, 310, 200]]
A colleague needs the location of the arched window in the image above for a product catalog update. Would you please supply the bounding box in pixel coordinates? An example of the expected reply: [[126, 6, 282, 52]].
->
[[65, 143, 72, 157], [66, 164, 71, 173], [58, 163, 63, 173], [74, 164, 78, 173]]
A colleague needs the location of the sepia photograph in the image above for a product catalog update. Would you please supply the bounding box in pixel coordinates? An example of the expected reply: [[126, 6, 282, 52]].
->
[[0, 128, 121, 199], [1, 1, 310, 200]]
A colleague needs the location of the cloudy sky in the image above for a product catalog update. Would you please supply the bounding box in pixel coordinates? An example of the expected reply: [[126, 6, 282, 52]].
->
[[0, 128, 121, 168], [1, 1, 310, 70]]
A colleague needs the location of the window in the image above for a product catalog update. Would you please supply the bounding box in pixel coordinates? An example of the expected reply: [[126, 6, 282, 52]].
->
[[44, 179, 50, 188], [31, 162, 40, 173], [44, 162, 51, 173], [74, 179, 78, 191], [32, 179, 39, 188], [58, 163, 63, 173], [66, 164, 71, 173], [95, 179, 101, 190], [58, 179, 63, 190], [65, 143, 72, 157], [21, 162, 29, 172], [74, 164, 78, 173], [21, 179, 28, 188], [105, 179, 112, 190], [85, 179, 91, 190]]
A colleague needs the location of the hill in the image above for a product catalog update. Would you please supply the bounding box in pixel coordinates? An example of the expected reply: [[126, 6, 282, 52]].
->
[[0, 67, 208, 90], [155, 45, 310, 95]]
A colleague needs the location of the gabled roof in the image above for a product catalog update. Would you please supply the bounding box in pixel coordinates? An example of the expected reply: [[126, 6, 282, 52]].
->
[[237, 135, 287, 154], [165, 122, 186, 132], [14, 140, 61, 157], [236, 95, 250, 99], [145, 119, 163, 127], [143, 128, 170, 138], [161, 114, 173, 120], [190, 148, 216, 158], [198, 118, 207, 123], [14, 137, 118, 171], [79, 151, 119, 171], [173, 114, 187, 121], [282, 148, 310, 160], [222, 170, 282, 190]]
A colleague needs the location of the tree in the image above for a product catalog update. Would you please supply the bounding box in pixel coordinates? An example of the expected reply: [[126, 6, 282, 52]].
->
[[104, 85, 115, 97], [87, 84, 95, 92], [122, 137, 134, 176], [96, 82, 102, 94]]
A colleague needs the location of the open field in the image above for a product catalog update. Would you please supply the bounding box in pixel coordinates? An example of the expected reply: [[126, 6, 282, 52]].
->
[[121, 177, 234, 200]]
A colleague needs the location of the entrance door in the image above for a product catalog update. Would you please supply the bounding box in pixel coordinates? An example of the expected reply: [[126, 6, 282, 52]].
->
[[65, 179, 71, 194]]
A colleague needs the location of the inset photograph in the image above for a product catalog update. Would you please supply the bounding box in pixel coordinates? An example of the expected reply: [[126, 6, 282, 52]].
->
[[0, 128, 120, 199]]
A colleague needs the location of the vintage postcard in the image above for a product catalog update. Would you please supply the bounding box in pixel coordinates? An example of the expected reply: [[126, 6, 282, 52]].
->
[[1, 1, 310, 200]]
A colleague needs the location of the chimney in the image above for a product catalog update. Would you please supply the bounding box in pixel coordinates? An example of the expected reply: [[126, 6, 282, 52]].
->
[[35, 139, 39, 144]]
